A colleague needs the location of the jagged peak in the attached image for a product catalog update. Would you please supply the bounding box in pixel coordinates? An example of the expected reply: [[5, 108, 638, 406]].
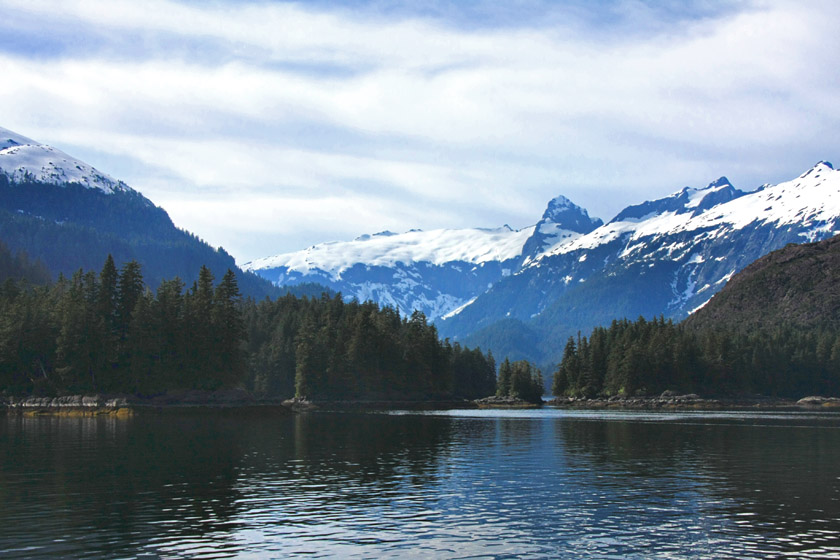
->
[[544, 194, 574, 212], [539, 194, 602, 232], [610, 175, 745, 224], [799, 161, 835, 180], [706, 176, 732, 189], [354, 230, 398, 241]]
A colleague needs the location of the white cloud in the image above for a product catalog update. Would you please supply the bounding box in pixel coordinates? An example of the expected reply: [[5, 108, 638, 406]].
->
[[0, 0, 837, 261]]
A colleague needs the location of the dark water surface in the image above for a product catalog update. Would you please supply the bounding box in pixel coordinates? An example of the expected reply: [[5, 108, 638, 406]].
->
[[2, 408, 840, 558]]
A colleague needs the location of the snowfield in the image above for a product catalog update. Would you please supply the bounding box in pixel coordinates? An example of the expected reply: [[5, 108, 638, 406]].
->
[[0, 126, 128, 194]]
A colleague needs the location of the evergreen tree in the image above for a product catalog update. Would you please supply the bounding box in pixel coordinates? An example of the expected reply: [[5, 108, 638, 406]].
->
[[552, 337, 576, 396], [497, 358, 513, 397], [116, 260, 144, 338]]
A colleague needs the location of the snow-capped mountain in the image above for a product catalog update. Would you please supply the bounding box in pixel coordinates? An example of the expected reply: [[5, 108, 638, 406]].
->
[[0, 125, 278, 298], [249, 160, 840, 365], [521, 195, 603, 260], [245, 197, 602, 321], [0, 126, 129, 194], [439, 161, 840, 363], [245, 226, 534, 321]]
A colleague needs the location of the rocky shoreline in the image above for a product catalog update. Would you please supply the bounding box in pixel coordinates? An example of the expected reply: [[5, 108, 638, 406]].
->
[[1, 389, 284, 416], [546, 393, 840, 410], [4, 391, 840, 415], [3, 395, 134, 416], [1, 391, 476, 415], [473, 395, 542, 408]]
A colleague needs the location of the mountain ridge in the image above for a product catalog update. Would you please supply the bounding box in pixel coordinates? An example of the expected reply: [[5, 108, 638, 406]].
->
[[0, 126, 280, 298], [245, 191, 603, 321], [248, 160, 840, 366], [0, 126, 129, 195], [684, 233, 840, 333], [441, 161, 840, 364]]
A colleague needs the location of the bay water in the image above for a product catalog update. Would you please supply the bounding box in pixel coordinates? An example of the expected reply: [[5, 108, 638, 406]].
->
[[2, 407, 839, 558]]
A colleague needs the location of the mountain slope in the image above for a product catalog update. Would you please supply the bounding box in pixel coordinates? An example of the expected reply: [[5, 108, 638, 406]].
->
[[684, 234, 840, 333], [0, 126, 279, 297], [245, 196, 602, 321], [245, 226, 533, 321], [440, 162, 840, 363], [0, 127, 127, 194]]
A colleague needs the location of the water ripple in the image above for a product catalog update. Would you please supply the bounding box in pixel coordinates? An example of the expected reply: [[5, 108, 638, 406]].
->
[[2, 410, 840, 558]]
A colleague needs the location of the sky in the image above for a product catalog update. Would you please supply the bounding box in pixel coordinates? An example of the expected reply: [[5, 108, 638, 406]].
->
[[1, 0, 838, 263]]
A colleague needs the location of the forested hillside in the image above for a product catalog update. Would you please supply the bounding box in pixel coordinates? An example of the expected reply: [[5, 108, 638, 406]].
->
[[552, 235, 840, 398], [553, 317, 840, 398], [0, 240, 51, 285], [684, 234, 840, 333], [0, 175, 280, 299], [0, 255, 496, 401]]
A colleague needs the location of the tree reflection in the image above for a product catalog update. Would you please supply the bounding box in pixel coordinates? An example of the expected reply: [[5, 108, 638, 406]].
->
[[554, 415, 840, 553]]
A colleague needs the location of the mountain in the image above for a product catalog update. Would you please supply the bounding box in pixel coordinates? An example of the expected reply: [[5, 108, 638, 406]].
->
[[245, 226, 533, 321], [0, 126, 278, 297], [250, 160, 840, 366], [441, 162, 840, 363], [244, 195, 602, 322], [684, 233, 840, 333]]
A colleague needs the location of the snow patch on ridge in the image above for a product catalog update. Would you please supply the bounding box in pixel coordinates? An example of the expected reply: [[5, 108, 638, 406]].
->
[[533, 162, 840, 264], [442, 296, 478, 320], [0, 126, 128, 194], [245, 225, 535, 278]]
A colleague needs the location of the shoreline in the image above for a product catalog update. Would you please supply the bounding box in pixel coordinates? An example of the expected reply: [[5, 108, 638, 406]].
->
[[546, 394, 840, 410], [4, 392, 840, 416], [0, 392, 478, 416]]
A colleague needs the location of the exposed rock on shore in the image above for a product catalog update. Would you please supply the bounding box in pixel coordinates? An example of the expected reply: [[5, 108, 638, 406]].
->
[[546, 392, 802, 409], [3, 395, 131, 416], [474, 395, 542, 408], [797, 396, 840, 407]]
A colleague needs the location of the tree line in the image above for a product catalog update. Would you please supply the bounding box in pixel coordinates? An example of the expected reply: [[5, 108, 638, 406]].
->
[[0, 254, 497, 400], [553, 316, 840, 398], [0, 255, 245, 395], [243, 294, 496, 401]]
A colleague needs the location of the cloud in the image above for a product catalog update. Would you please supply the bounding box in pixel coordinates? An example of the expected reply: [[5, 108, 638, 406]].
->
[[0, 0, 838, 261]]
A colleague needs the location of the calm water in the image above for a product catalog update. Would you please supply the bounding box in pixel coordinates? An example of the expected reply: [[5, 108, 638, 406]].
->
[[2, 408, 840, 559]]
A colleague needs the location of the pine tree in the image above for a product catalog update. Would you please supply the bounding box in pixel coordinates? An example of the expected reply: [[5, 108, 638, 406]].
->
[[497, 358, 513, 397], [116, 261, 144, 340], [212, 269, 246, 388], [553, 337, 576, 396]]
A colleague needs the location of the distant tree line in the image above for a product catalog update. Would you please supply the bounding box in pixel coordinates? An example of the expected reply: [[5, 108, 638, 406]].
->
[[243, 295, 496, 401], [553, 316, 840, 398], [0, 253, 497, 400], [0, 255, 245, 395]]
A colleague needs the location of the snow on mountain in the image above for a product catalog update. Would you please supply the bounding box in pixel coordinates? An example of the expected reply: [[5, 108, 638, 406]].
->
[[245, 193, 603, 321], [246, 226, 535, 279], [520, 195, 603, 260], [438, 161, 840, 364], [0, 126, 128, 194], [537, 161, 837, 261], [0, 125, 280, 299], [244, 225, 537, 321], [244, 158, 840, 366]]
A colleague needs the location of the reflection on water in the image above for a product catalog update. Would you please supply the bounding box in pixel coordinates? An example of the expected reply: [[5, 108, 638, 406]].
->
[[1, 408, 840, 558]]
